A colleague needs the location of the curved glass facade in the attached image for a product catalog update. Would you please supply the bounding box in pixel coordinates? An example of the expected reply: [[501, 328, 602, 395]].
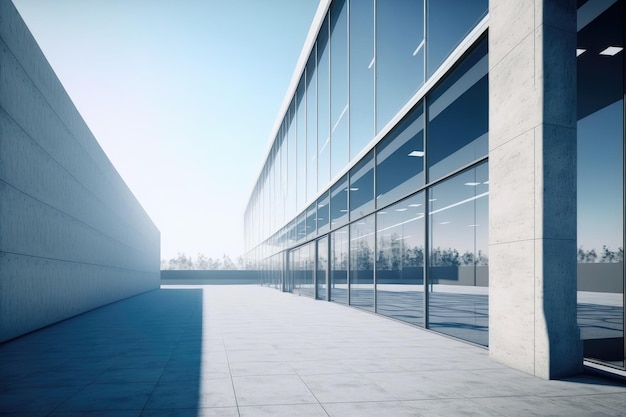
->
[[248, 0, 625, 369]]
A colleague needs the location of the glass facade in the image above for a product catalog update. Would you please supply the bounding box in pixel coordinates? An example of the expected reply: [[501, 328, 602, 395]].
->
[[246, 0, 626, 370], [576, 0, 625, 369]]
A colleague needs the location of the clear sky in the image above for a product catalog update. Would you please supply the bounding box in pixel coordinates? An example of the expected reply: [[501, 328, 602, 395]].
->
[[12, 0, 320, 262]]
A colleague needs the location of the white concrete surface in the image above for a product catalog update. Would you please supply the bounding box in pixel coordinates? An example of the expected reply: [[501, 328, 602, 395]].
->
[[0, 1, 160, 342], [488, 0, 582, 379], [1, 286, 625, 416]]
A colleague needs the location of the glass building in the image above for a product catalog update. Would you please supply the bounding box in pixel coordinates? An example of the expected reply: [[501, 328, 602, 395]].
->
[[244, 0, 624, 378]]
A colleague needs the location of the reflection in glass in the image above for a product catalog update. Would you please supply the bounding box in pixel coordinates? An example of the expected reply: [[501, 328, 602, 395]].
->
[[428, 163, 489, 346], [317, 191, 330, 235], [350, 214, 375, 311], [349, 151, 374, 220], [318, 17, 331, 192], [427, 37, 488, 182], [376, 104, 424, 208], [331, 226, 349, 304], [306, 203, 317, 240], [426, 0, 487, 77], [288, 103, 297, 219], [330, 175, 348, 229], [349, 0, 375, 160], [330, 0, 348, 179], [576, 0, 624, 368], [376, 0, 424, 132], [296, 77, 307, 212], [317, 237, 329, 300], [376, 193, 425, 326], [306, 51, 317, 202]]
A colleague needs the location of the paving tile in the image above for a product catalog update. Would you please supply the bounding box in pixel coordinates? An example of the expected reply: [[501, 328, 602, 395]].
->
[[300, 373, 395, 403], [239, 403, 329, 417], [229, 360, 295, 377], [93, 367, 164, 384], [0, 386, 81, 413], [322, 401, 418, 417], [55, 383, 154, 411], [140, 407, 239, 417], [158, 363, 231, 382], [232, 374, 318, 406], [143, 378, 236, 409]]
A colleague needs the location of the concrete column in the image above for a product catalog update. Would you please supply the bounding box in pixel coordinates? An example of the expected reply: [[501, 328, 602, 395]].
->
[[488, 0, 582, 379]]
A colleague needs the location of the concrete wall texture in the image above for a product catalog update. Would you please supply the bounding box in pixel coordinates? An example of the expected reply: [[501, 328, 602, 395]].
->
[[489, 0, 582, 379], [0, 1, 161, 342]]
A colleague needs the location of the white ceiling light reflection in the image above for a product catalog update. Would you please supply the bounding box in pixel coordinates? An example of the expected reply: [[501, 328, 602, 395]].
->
[[408, 150, 425, 157], [408, 203, 422, 207], [440, 221, 451, 225], [576, 48, 587, 57], [599, 46, 623, 56], [464, 182, 481, 186], [396, 208, 408, 212]]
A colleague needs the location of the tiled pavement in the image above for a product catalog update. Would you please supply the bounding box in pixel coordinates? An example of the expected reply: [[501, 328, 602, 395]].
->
[[1, 285, 626, 416]]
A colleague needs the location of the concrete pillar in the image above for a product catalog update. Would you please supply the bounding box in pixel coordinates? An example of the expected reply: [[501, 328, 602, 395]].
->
[[488, 0, 583, 379]]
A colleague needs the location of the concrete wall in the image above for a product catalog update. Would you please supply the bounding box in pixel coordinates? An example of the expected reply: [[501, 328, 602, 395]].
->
[[489, 0, 582, 379], [0, 1, 161, 343], [161, 270, 262, 285]]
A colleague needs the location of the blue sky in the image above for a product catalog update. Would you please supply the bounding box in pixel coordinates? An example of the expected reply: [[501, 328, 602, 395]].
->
[[12, 0, 320, 261]]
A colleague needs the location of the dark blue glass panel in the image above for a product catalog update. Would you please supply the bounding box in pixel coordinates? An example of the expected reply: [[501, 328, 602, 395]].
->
[[330, 175, 348, 229], [376, 0, 424, 132], [426, 0, 487, 77], [376, 103, 424, 208], [427, 37, 488, 182], [428, 163, 489, 346], [376, 193, 425, 326], [349, 151, 374, 219], [350, 214, 375, 311]]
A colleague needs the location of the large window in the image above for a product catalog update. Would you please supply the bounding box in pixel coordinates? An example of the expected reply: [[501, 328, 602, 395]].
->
[[376, 104, 424, 208], [349, 0, 375, 160], [317, 237, 329, 301], [427, 37, 488, 182], [318, 17, 331, 192], [330, 0, 348, 179], [350, 214, 375, 311], [426, 0, 487, 77], [376, 193, 425, 326], [428, 163, 489, 346], [331, 226, 349, 304], [296, 77, 307, 212], [330, 175, 348, 229], [306, 51, 317, 202], [317, 191, 330, 235], [349, 151, 374, 220], [576, 0, 624, 369], [376, 0, 424, 132]]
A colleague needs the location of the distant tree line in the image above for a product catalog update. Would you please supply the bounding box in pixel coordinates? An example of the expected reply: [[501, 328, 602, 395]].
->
[[577, 246, 624, 263], [161, 253, 246, 270]]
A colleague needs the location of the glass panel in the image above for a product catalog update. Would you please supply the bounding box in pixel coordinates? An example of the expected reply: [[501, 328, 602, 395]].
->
[[427, 37, 488, 182], [331, 0, 348, 178], [426, 0, 487, 77], [306, 203, 317, 240], [306, 50, 318, 202], [330, 175, 348, 229], [376, 193, 425, 326], [349, 151, 374, 220], [350, 214, 375, 311], [376, 0, 424, 132], [318, 17, 331, 192], [331, 225, 349, 304], [577, 0, 624, 369], [317, 191, 330, 235], [317, 236, 329, 300], [349, 0, 375, 160], [428, 162, 489, 346], [376, 103, 425, 208], [297, 76, 307, 212], [297, 212, 306, 244], [288, 102, 297, 219]]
